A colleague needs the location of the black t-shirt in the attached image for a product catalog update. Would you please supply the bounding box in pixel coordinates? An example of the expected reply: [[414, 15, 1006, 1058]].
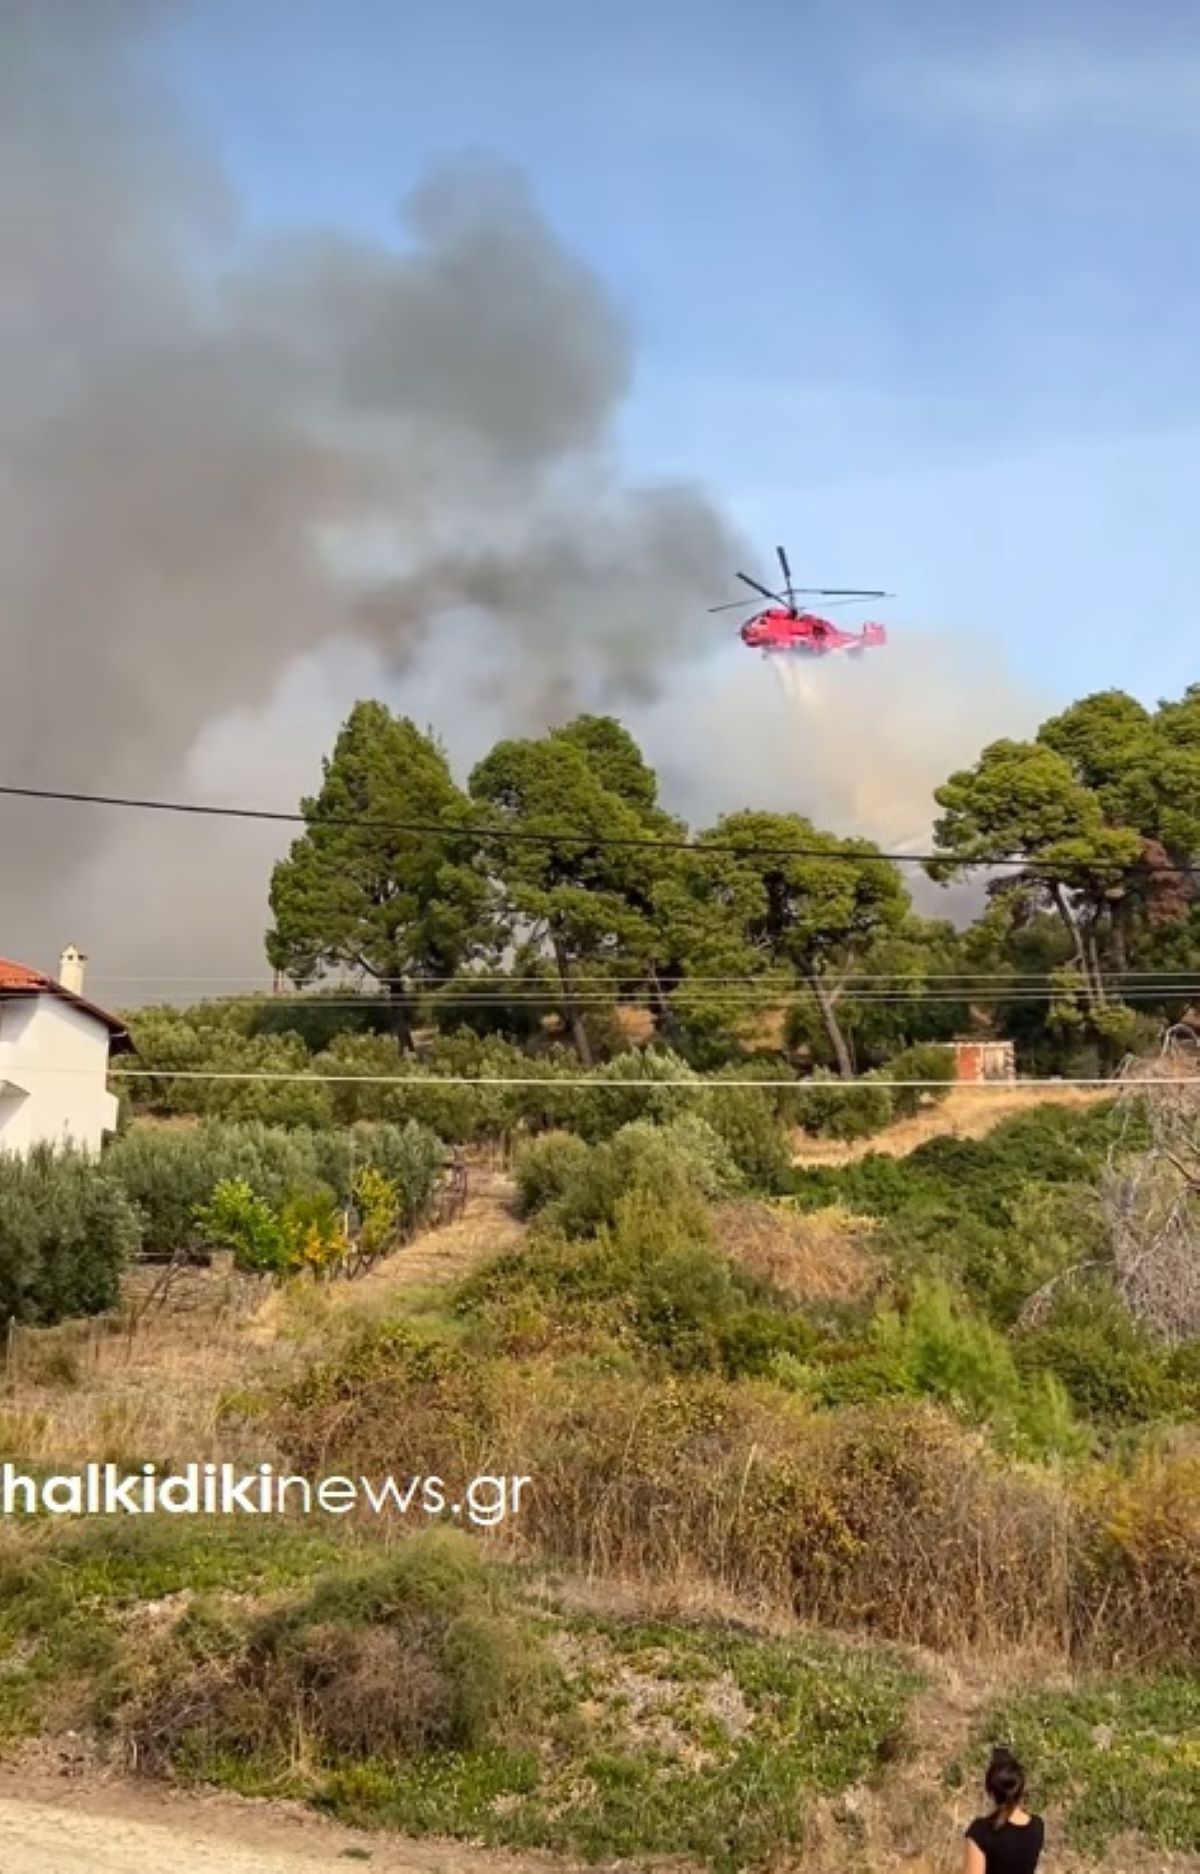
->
[[965, 1813, 1044, 1872]]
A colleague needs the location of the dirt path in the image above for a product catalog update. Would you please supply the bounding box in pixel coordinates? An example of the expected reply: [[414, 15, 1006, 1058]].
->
[[0, 1771, 558, 1874], [340, 1164, 522, 1298]]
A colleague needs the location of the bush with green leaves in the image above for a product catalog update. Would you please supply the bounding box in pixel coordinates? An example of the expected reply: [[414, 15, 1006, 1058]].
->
[[794, 1069, 895, 1141], [248, 989, 395, 1053], [784, 1280, 1087, 1460], [0, 1147, 141, 1325], [874, 1043, 955, 1119], [569, 1048, 701, 1141], [348, 1121, 446, 1230], [103, 1124, 230, 1254], [512, 1131, 595, 1218], [314, 1032, 580, 1143], [614, 1114, 743, 1197], [130, 1530, 551, 1777], [104, 1119, 444, 1257], [700, 1064, 796, 1189], [461, 1174, 815, 1379], [105, 1122, 328, 1253], [786, 1102, 1130, 1222], [194, 1179, 293, 1275], [427, 974, 553, 1044], [515, 1117, 741, 1240], [1016, 1284, 1200, 1427], [193, 1180, 351, 1278], [122, 1013, 335, 1127], [870, 1179, 1103, 1332]]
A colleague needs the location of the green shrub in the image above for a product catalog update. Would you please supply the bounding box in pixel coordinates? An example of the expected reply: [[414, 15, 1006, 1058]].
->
[[785, 1102, 1129, 1222], [194, 1179, 292, 1275], [795, 1071, 895, 1141], [343, 1121, 445, 1230], [105, 1122, 329, 1251], [103, 1125, 226, 1253], [513, 1131, 594, 1218], [427, 977, 551, 1044], [129, 1531, 551, 1776], [105, 1119, 444, 1255], [571, 1049, 701, 1141], [124, 1015, 335, 1126], [614, 1115, 743, 1198], [701, 1067, 795, 1189], [248, 989, 395, 1053], [788, 1282, 1086, 1459], [310, 1034, 439, 1128], [875, 1044, 954, 1118], [0, 1147, 141, 1325], [516, 1120, 740, 1241], [461, 1174, 812, 1379], [532, 1143, 631, 1242], [873, 1182, 1100, 1331], [1017, 1286, 1199, 1426]]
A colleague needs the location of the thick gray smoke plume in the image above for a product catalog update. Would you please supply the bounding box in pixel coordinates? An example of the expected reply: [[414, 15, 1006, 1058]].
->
[[1, 2, 1040, 992], [0, 0, 737, 975]]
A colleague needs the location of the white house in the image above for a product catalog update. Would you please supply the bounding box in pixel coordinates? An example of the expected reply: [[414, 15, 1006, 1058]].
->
[[0, 948, 131, 1156]]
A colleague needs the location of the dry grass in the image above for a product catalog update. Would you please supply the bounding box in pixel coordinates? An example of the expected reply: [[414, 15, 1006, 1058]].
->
[[714, 1198, 879, 1303], [0, 1169, 522, 1473], [792, 1083, 1109, 1166], [0, 1290, 287, 1470]]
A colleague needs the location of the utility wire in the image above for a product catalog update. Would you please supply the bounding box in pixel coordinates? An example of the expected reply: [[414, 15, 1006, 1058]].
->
[[102, 988, 1200, 1009], [89, 967, 1200, 987], [53, 1067, 1197, 1089], [2, 781, 1195, 878]]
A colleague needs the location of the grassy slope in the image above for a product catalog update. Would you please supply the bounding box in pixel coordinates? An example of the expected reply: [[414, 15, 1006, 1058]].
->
[[0, 1120, 1196, 1873]]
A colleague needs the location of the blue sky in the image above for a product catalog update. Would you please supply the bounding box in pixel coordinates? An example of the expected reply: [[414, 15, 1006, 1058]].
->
[[148, 0, 1200, 707]]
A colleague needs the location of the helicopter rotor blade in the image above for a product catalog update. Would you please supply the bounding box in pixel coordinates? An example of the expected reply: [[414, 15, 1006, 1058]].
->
[[736, 570, 789, 605], [708, 599, 762, 614], [776, 545, 796, 605], [791, 587, 892, 598]]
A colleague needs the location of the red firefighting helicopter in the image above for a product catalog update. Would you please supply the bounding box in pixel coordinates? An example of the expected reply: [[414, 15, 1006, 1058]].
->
[[710, 546, 892, 658]]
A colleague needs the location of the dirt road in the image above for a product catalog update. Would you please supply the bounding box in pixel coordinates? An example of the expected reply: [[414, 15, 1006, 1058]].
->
[[0, 1776, 552, 1874]]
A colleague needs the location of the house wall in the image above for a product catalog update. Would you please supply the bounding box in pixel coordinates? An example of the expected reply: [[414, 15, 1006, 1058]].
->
[[950, 1040, 1016, 1084], [0, 995, 118, 1155]]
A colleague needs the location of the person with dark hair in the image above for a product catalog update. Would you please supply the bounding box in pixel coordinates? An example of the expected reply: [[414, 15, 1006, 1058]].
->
[[963, 1749, 1044, 1873]]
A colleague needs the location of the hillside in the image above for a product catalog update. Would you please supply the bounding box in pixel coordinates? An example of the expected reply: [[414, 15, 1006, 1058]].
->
[[2, 1091, 1198, 1873]]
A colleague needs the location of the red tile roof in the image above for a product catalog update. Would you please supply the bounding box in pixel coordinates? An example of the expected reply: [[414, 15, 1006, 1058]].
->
[[0, 958, 132, 1051], [0, 960, 47, 992]]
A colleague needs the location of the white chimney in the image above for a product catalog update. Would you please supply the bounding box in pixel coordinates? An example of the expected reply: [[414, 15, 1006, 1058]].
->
[[59, 945, 87, 996]]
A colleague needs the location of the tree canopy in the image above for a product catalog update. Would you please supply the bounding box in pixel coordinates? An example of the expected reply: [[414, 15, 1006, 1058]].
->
[[267, 703, 492, 1049], [261, 685, 1200, 1074]]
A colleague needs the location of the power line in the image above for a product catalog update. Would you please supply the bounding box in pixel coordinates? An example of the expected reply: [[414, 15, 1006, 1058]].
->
[[84, 1068, 1195, 1089], [2, 781, 1194, 878], [88, 967, 1200, 988], [106, 988, 1200, 1010]]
